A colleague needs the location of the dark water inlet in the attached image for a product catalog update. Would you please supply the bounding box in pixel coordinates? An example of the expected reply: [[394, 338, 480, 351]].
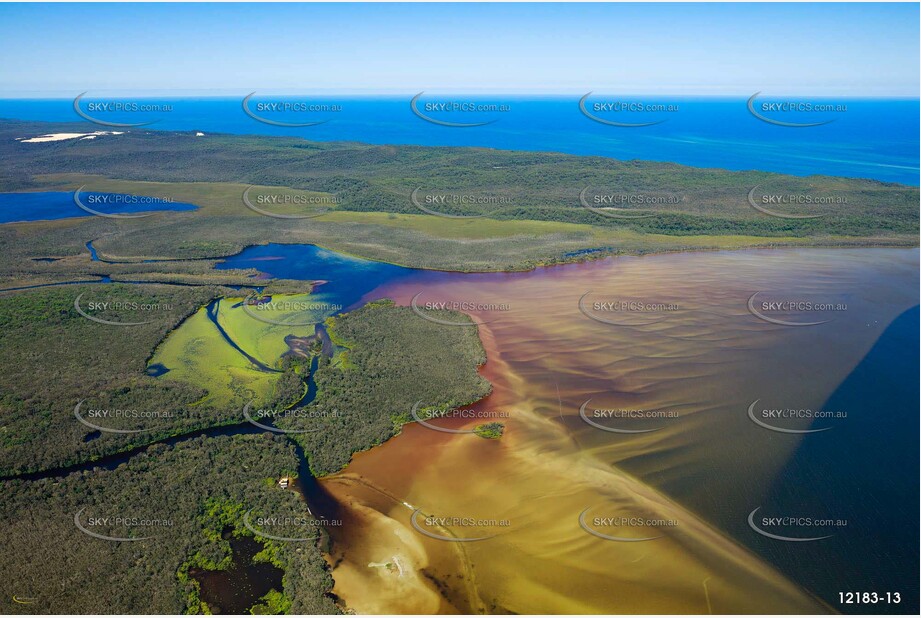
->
[[189, 530, 285, 615], [7, 240, 916, 612], [1, 423, 265, 482], [215, 243, 418, 311], [205, 298, 281, 373]]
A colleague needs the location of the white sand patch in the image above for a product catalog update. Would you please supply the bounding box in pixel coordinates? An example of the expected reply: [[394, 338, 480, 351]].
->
[[18, 131, 125, 143]]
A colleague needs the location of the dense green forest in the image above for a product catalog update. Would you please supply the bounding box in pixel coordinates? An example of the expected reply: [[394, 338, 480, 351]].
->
[[0, 433, 338, 614], [288, 301, 490, 475], [0, 119, 916, 283], [0, 117, 915, 615], [0, 286, 489, 479], [0, 284, 226, 475], [1, 119, 915, 240], [0, 287, 488, 613]]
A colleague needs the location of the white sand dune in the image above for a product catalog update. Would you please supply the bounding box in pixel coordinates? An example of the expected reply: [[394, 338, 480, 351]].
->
[[17, 131, 125, 143]]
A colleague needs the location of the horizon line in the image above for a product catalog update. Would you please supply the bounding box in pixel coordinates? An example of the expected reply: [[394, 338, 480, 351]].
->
[[1, 91, 919, 100]]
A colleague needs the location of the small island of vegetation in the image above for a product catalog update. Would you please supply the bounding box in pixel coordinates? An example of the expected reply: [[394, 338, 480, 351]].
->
[[474, 422, 505, 439]]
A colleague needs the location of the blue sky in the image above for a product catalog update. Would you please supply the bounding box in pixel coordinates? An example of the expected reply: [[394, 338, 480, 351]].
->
[[0, 3, 918, 96]]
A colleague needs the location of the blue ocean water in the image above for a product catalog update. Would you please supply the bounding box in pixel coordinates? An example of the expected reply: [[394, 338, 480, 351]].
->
[[0, 190, 198, 223], [755, 305, 920, 614], [1, 96, 918, 184]]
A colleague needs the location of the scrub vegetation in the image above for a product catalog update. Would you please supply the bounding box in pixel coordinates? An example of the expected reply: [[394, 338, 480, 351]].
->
[[0, 119, 916, 289], [0, 433, 338, 615], [0, 118, 913, 614], [287, 300, 491, 475]]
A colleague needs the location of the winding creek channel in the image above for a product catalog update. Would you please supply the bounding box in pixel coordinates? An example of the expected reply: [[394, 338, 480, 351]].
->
[[2, 242, 918, 613]]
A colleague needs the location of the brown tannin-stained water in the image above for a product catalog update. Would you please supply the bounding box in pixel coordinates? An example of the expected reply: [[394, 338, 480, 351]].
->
[[313, 248, 917, 614]]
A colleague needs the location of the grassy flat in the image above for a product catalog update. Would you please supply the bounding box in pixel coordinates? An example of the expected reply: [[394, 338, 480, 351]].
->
[[149, 301, 280, 409], [215, 293, 323, 367]]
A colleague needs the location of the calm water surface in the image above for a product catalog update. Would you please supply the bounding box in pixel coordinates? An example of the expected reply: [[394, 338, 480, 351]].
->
[[3, 97, 918, 183], [0, 191, 197, 223], [228, 244, 918, 613]]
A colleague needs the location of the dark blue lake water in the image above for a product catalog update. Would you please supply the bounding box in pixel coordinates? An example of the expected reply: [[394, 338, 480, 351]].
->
[[2, 96, 917, 184], [215, 243, 417, 310], [0, 190, 197, 223]]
